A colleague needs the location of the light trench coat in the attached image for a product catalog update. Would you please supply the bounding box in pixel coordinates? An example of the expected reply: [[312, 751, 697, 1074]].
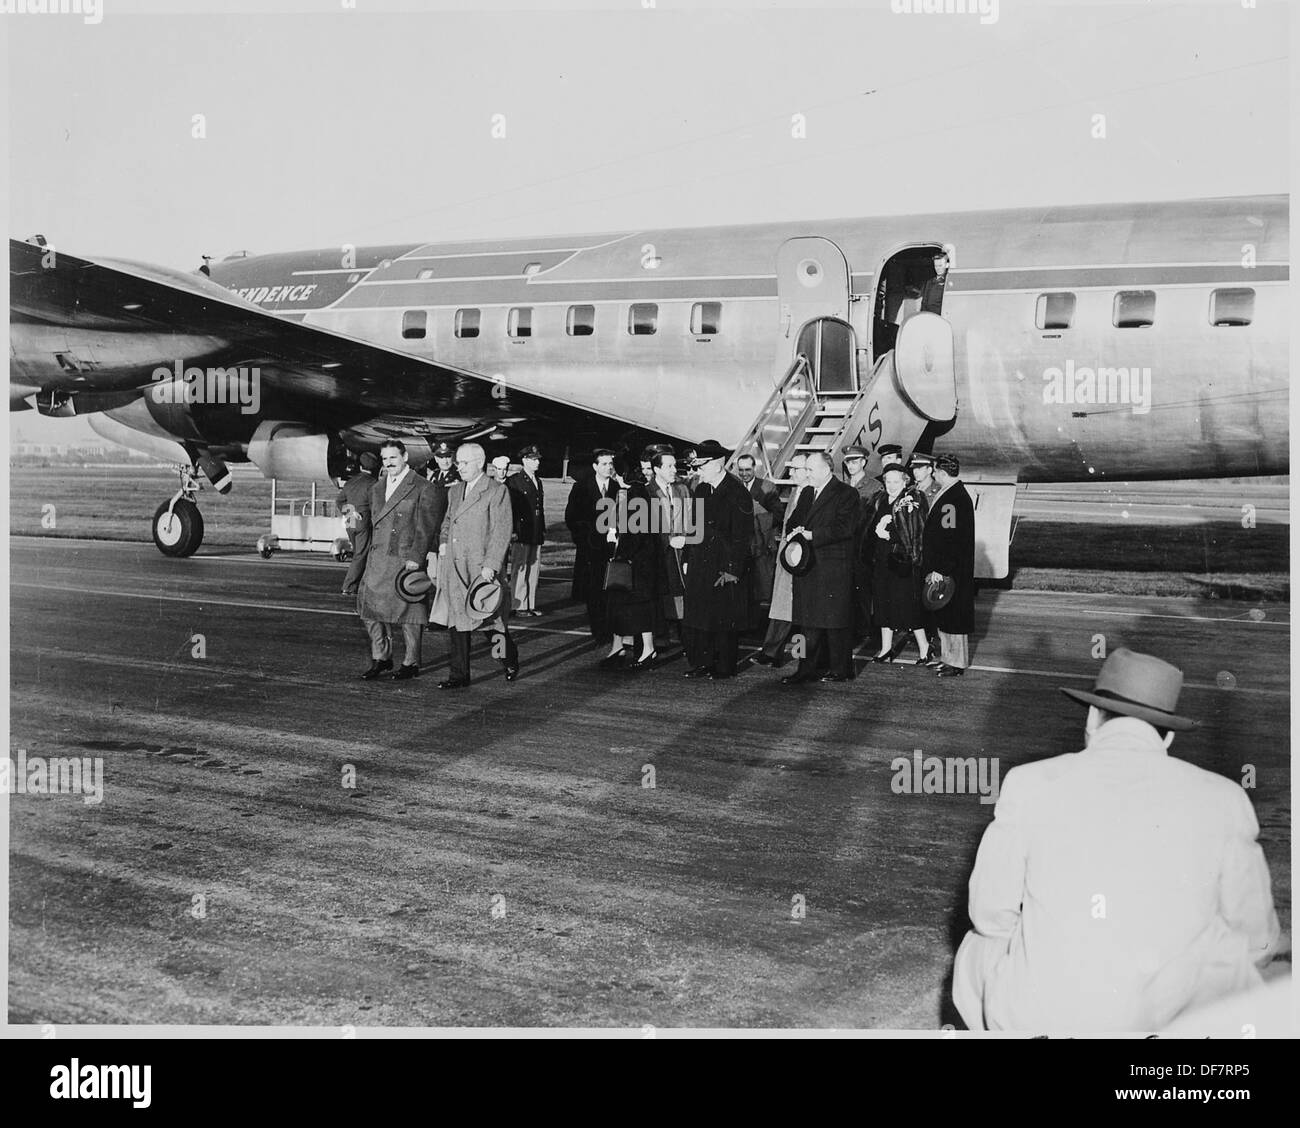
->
[[768, 483, 806, 622], [953, 717, 1280, 1032], [433, 474, 513, 632]]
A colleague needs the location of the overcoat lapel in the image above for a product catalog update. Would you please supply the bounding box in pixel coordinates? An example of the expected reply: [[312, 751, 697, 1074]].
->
[[373, 473, 418, 525]]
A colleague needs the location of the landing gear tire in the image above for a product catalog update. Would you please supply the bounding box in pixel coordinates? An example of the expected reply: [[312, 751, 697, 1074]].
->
[[153, 499, 204, 557]]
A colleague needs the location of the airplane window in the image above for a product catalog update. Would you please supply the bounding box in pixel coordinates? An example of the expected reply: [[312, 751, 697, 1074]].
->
[[629, 303, 657, 335], [691, 302, 722, 335], [1210, 287, 1254, 327], [508, 307, 533, 338], [455, 309, 480, 338], [567, 305, 596, 336], [1113, 290, 1156, 328], [522, 262, 543, 276], [401, 310, 427, 340], [417, 268, 436, 280], [1035, 292, 1075, 330]]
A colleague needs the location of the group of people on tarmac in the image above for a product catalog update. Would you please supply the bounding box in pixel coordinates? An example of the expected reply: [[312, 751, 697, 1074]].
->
[[333, 433, 978, 687], [562, 438, 977, 683]]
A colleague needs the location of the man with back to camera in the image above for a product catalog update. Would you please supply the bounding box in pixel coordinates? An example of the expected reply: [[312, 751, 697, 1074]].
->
[[921, 452, 975, 678], [952, 647, 1279, 1032]]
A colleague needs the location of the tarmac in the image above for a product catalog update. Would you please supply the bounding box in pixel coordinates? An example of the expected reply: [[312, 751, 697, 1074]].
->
[[7, 536, 1292, 1028]]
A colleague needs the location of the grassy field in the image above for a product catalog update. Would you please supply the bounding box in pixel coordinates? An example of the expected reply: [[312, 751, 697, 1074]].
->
[[8, 466, 1289, 599]]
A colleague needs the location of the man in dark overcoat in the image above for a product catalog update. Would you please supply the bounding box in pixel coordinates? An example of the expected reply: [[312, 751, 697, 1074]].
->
[[564, 449, 620, 642], [681, 440, 751, 680], [337, 450, 380, 596], [783, 450, 860, 683], [356, 440, 444, 680], [921, 452, 976, 678]]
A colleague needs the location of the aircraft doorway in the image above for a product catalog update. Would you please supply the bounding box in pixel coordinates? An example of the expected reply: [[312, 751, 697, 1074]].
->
[[794, 317, 856, 393], [871, 243, 949, 361]]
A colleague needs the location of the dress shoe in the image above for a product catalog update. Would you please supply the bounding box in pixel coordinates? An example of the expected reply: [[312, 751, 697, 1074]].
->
[[392, 664, 419, 680], [781, 673, 813, 685], [629, 651, 658, 671], [360, 659, 393, 680], [707, 669, 735, 681], [437, 678, 470, 690], [504, 665, 520, 682], [750, 652, 775, 667], [935, 664, 966, 678], [599, 650, 629, 669], [525, 609, 545, 617], [683, 666, 713, 679], [923, 655, 944, 669], [819, 673, 851, 683]]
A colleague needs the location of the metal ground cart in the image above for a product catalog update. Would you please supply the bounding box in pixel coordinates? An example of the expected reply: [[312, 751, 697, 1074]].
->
[[257, 479, 352, 560]]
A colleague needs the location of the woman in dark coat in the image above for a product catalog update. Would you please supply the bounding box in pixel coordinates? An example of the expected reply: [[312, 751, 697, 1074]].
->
[[868, 464, 933, 664], [602, 478, 659, 669]]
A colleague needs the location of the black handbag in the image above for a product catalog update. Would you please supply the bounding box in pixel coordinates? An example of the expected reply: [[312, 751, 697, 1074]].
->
[[603, 559, 633, 592]]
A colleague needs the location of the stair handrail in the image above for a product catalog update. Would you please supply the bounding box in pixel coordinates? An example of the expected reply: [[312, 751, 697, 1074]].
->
[[727, 353, 816, 481]]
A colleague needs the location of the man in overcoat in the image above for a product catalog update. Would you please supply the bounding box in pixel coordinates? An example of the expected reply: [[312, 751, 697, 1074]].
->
[[953, 647, 1279, 1032], [356, 440, 444, 680], [921, 452, 976, 677], [735, 452, 782, 623], [337, 450, 380, 596], [435, 443, 520, 689], [564, 449, 620, 642], [505, 444, 546, 616], [647, 449, 691, 633], [681, 440, 751, 680], [782, 450, 860, 683]]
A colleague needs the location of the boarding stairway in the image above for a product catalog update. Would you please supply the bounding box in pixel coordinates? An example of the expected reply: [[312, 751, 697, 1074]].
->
[[730, 314, 951, 487], [727, 311, 1021, 580]]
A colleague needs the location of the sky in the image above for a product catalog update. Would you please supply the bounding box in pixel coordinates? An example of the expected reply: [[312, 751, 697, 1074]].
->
[[4, 0, 1292, 442]]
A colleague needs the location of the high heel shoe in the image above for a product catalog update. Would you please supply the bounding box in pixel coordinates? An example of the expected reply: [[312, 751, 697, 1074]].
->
[[628, 651, 658, 671], [599, 649, 629, 669], [872, 638, 908, 664]]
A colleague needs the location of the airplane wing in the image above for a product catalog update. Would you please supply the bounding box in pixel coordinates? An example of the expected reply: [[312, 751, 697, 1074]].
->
[[9, 237, 619, 440]]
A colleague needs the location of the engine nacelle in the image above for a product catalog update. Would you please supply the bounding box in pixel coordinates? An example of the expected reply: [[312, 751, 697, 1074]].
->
[[247, 421, 346, 481]]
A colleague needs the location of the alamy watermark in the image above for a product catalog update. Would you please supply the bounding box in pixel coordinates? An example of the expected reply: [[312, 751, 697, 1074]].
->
[[2, 749, 104, 805], [890, 749, 1000, 805], [150, 359, 261, 415], [595, 493, 704, 544], [1042, 360, 1152, 415], [0, 0, 102, 25], [891, 0, 998, 26]]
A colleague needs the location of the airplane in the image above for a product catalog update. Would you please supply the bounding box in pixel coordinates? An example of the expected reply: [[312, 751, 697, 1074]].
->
[[9, 193, 1288, 577]]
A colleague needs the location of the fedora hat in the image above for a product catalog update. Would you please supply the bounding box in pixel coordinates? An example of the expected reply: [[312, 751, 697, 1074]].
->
[[779, 532, 815, 577], [922, 573, 955, 611], [395, 567, 434, 603], [466, 575, 504, 619], [1060, 647, 1198, 731]]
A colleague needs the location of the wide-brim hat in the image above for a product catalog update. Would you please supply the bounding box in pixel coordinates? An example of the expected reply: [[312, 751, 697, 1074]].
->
[[779, 533, 815, 577], [466, 575, 504, 618], [395, 567, 434, 603], [691, 439, 731, 464], [1060, 647, 1198, 731], [877, 463, 914, 484], [922, 574, 955, 611]]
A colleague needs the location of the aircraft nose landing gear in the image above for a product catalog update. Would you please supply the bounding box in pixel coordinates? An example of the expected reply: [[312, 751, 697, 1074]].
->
[[152, 465, 206, 557]]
